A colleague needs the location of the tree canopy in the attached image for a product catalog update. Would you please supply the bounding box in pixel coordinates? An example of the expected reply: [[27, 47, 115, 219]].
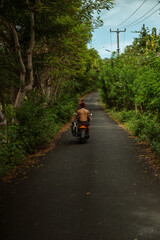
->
[[0, 0, 113, 109]]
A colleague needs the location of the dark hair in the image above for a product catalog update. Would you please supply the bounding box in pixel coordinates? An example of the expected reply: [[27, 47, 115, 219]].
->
[[80, 102, 85, 108]]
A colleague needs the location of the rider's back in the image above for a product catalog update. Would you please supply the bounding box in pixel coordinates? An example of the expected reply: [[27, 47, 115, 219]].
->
[[77, 108, 89, 121]]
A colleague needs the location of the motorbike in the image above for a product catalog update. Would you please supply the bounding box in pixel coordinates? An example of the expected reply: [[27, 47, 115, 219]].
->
[[71, 114, 92, 143], [77, 121, 89, 143]]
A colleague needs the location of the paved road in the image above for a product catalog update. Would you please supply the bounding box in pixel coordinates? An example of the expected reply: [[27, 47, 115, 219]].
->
[[1, 92, 160, 240]]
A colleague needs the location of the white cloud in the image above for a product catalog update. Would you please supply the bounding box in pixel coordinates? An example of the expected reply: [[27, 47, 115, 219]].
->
[[91, 0, 160, 58]]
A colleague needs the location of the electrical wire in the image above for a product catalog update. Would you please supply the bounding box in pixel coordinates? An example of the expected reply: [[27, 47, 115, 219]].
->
[[127, 7, 160, 28], [124, 1, 160, 28], [112, 0, 147, 29]]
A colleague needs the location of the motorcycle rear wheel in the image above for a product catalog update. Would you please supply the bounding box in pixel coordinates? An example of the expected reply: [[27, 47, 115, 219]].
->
[[79, 130, 86, 143]]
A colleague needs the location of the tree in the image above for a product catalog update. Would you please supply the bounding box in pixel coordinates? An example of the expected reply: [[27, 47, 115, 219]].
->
[[0, 1, 40, 108], [0, 0, 114, 110]]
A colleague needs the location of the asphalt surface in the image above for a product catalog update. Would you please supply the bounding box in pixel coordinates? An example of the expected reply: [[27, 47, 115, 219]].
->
[[1, 91, 160, 240]]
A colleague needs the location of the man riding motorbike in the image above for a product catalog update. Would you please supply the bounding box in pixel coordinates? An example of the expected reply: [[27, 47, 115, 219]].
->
[[76, 102, 91, 136], [71, 102, 91, 139]]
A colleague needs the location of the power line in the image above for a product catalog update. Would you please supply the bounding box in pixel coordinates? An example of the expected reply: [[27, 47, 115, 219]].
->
[[124, 1, 160, 28], [112, 0, 147, 29], [127, 7, 160, 28]]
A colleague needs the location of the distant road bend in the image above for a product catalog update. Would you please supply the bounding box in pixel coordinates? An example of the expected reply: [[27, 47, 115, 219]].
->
[[1, 91, 160, 240]]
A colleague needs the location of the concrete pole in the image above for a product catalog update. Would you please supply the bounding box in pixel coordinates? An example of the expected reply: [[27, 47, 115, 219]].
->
[[110, 28, 126, 56]]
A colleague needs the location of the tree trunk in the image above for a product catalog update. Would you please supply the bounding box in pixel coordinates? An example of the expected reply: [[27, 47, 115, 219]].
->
[[46, 78, 51, 99], [1, 1, 40, 108], [11, 85, 17, 106], [14, 10, 35, 108]]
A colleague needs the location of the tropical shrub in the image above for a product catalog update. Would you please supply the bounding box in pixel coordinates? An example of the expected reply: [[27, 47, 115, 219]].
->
[[98, 29, 160, 156]]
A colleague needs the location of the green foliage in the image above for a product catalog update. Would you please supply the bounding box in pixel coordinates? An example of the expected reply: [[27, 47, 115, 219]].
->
[[99, 49, 160, 112], [0, 124, 25, 176], [133, 65, 160, 112], [0, 0, 111, 109], [98, 25, 160, 156], [53, 97, 77, 123], [98, 56, 137, 110], [15, 94, 76, 154]]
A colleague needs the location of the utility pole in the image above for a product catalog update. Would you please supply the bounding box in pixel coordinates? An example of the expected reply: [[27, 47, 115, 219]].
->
[[110, 28, 126, 56]]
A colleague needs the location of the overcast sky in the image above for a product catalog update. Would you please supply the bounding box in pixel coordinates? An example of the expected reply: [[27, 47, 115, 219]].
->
[[90, 0, 160, 59]]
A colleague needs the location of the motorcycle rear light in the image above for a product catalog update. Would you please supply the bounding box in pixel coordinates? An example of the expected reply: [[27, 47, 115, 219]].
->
[[79, 125, 86, 129]]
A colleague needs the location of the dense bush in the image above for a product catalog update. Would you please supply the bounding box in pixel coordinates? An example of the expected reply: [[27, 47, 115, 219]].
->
[[99, 50, 160, 156], [0, 125, 25, 175], [16, 100, 60, 154], [0, 90, 91, 176]]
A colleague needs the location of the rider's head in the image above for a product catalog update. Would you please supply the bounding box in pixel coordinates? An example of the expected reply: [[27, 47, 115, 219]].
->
[[80, 102, 85, 108]]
